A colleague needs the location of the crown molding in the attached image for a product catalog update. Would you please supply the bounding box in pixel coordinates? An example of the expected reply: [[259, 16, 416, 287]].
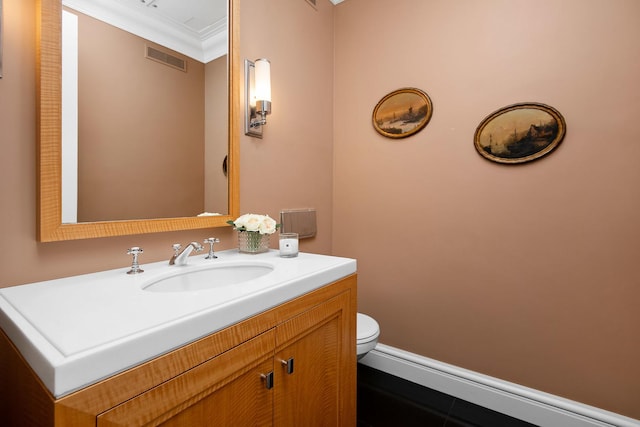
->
[[62, 0, 226, 63]]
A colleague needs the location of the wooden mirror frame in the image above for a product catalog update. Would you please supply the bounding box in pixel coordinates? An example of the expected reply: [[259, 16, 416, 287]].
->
[[36, 0, 240, 242]]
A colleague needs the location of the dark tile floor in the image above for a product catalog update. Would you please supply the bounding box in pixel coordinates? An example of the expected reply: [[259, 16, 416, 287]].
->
[[357, 364, 538, 427]]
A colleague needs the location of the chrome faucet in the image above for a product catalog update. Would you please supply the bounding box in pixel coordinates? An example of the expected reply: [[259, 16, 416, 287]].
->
[[169, 242, 204, 266]]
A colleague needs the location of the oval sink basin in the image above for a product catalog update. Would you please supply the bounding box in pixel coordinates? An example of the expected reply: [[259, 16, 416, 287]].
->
[[143, 263, 274, 292]]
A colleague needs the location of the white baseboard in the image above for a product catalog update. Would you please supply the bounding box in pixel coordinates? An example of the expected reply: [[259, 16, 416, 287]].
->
[[359, 344, 640, 427]]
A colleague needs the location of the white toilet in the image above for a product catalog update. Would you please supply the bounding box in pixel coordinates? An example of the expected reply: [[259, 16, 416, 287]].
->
[[356, 313, 380, 360]]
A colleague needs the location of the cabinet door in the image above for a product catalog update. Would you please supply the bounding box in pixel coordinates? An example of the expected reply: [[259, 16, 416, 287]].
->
[[158, 358, 274, 427], [274, 291, 355, 426], [98, 330, 275, 427]]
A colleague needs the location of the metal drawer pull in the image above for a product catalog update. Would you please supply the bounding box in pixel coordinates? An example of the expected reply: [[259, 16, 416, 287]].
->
[[281, 358, 294, 375], [261, 371, 274, 389]]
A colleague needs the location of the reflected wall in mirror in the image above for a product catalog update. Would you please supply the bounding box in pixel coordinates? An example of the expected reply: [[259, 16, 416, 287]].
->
[[37, 0, 240, 241], [62, 0, 227, 223]]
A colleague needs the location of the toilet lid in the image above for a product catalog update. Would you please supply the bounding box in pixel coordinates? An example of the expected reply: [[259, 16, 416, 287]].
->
[[357, 313, 380, 342]]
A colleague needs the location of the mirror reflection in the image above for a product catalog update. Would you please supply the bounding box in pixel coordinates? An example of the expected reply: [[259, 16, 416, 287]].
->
[[61, 0, 228, 223]]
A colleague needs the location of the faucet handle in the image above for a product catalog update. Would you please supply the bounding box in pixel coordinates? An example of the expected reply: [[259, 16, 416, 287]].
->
[[126, 247, 144, 274], [168, 244, 182, 266], [204, 237, 220, 259]]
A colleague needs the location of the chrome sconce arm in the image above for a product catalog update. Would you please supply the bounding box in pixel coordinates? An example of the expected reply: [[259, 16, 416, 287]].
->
[[245, 58, 272, 138]]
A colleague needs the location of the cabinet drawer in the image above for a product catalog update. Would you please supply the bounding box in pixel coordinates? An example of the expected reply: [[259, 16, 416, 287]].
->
[[98, 330, 275, 427]]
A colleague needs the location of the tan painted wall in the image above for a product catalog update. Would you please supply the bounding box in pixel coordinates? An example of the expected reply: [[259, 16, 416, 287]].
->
[[332, 0, 640, 419], [238, 0, 335, 256], [0, 0, 333, 286]]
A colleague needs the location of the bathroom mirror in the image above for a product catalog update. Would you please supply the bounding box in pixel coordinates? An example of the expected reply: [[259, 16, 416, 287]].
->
[[37, 0, 240, 241]]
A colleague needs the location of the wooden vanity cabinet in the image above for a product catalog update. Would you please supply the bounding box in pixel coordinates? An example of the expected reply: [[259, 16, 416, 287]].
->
[[98, 330, 277, 426], [0, 275, 357, 427]]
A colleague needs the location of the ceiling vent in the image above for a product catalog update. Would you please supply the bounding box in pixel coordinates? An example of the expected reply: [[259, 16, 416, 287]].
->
[[145, 45, 187, 72]]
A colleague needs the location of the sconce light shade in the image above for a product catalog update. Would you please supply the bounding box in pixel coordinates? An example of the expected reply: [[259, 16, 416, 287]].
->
[[245, 58, 272, 138], [254, 59, 271, 103]]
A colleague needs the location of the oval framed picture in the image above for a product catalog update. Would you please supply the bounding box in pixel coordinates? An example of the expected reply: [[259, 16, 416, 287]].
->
[[372, 88, 433, 139], [474, 102, 566, 164]]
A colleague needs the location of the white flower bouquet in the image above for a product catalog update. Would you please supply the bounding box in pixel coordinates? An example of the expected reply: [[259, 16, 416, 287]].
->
[[228, 214, 279, 253], [227, 213, 279, 235]]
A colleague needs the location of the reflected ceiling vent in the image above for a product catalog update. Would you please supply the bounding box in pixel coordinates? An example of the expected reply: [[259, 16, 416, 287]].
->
[[145, 45, 187, 72], [140, 0, 159, 7]]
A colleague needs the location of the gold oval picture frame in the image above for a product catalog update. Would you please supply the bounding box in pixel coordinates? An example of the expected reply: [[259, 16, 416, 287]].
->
[[372, 88, 433, 139], [474, 102, 566, 164]]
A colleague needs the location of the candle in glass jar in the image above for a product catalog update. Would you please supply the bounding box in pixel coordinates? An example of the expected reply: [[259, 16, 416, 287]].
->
[[279, 233, 299, 257]]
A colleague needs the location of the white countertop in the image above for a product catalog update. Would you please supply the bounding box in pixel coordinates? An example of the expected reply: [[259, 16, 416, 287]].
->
[[0, 250, 356, 397]]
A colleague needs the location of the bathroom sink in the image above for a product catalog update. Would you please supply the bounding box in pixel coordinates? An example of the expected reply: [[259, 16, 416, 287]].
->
[[0, 249, 357, 397], [142, 262, 274, 292]]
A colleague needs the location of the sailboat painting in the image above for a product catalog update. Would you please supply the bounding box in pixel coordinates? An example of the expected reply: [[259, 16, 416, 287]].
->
[[474, 103, 566, 164], [372, 88, 433, 139]]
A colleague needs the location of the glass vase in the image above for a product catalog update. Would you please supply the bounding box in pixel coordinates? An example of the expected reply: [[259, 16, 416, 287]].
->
[[238, 231, 270, 254]]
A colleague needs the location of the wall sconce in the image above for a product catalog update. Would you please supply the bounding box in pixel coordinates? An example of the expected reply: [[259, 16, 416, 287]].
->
[[245, 58, 272, 138]]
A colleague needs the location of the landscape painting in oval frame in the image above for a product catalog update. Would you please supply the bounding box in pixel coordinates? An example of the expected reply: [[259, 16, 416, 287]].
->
[[372, 88, 433, 139], [474, 102, 566, 164]]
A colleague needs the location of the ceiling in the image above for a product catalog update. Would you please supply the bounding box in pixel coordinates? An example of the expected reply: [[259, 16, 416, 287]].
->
[[63, 0, 228, 63], [134, 0, 226, 35], [63, 0, 345, 62]]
